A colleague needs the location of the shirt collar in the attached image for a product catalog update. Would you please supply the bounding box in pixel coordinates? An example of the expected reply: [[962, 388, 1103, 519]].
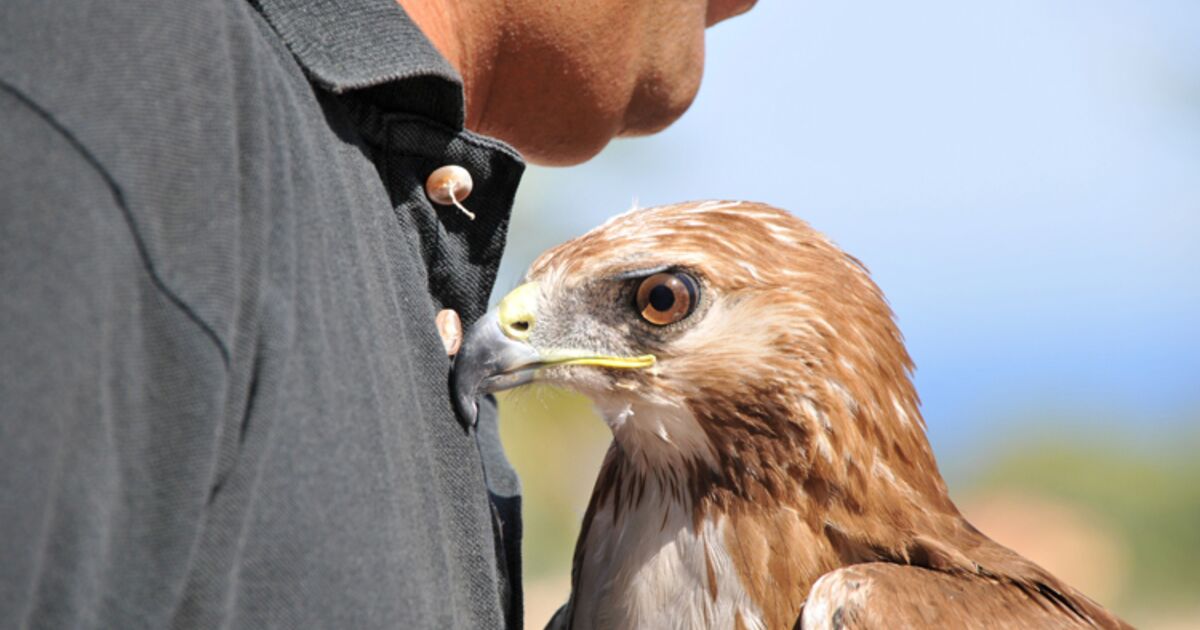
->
[[251, 0, 465, 128]]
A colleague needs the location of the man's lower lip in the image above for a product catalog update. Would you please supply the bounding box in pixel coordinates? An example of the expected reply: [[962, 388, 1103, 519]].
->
[[707, 0, 757, 25]]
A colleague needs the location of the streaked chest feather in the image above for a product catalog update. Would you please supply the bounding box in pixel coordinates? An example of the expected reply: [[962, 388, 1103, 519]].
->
[[570, 482, 765, 630]]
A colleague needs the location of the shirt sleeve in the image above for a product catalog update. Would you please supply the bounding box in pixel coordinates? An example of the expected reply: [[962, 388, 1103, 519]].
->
[[0, 84, 229, 628]]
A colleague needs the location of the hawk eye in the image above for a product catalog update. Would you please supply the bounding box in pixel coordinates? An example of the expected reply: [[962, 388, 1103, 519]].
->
[[635, 272, 698, 326]]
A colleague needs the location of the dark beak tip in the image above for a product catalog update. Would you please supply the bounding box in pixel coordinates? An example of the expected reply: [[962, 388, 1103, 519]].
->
[[451, 314, 490, 430], [451, 353, 481, 429], [451, 309, 539, 430], [453, 390, 479, 429]]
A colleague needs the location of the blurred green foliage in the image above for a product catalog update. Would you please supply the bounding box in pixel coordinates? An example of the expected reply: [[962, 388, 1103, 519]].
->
[[497, 386, 611, 578], [966, 423, 1200, 612]]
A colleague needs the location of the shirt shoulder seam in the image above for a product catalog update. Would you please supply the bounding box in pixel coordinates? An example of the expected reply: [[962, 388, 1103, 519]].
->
[[0, 79, 232, 367]]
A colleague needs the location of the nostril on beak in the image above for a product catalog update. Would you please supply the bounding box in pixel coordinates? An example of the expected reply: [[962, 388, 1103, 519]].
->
[[497, 282, 539, 342], [502, 318, 532, 341]]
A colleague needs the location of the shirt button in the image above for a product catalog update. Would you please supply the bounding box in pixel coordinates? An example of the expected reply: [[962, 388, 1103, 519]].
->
[[425, 165, 475, 220], [436, 308, 463, 356]]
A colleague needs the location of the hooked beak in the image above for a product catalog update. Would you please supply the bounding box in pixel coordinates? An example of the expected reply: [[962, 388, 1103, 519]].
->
[[451, 282, 656, 428]]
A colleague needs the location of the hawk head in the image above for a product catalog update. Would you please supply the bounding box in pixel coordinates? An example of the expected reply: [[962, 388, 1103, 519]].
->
[[455, 201, 942, 506]]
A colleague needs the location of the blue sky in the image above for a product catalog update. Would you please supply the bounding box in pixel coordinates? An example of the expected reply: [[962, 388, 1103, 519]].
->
[[496, 1, 1200, 462]]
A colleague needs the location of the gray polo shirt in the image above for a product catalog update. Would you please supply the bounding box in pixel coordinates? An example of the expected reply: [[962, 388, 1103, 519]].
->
[[0, 0, 524, 627]]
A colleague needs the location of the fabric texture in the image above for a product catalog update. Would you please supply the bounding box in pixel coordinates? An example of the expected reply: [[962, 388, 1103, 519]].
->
[[0, 0, 524, 627]]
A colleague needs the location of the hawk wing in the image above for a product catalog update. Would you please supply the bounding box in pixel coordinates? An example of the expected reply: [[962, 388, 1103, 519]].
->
[[799, 563, 1132, 630]]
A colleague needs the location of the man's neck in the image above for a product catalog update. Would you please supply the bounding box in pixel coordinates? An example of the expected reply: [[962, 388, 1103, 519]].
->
[[395, 0, 500, 131]]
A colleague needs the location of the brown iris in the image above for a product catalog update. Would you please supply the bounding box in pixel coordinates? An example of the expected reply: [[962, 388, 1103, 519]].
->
[[635, 272, 699, 325]]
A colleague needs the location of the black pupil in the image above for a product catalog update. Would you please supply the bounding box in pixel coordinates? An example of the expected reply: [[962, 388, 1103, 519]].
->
[[649, 284, 676, 311]]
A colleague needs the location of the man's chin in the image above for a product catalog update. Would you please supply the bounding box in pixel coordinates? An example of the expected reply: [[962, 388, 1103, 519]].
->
[[707, 0, 758, 27], [481, 69, 701, 165], [618, 64, 703, 138], [518, 132, 614, 167]]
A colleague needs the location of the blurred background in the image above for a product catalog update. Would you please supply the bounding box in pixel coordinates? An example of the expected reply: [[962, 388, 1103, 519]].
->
[[492, 1, 1200, 627]]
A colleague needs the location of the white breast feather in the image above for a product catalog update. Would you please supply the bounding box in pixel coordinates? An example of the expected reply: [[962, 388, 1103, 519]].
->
[[569, 480, 765, 630]]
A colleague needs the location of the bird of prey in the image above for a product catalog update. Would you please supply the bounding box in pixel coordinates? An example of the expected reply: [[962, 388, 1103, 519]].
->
[[453, 201, 1130, 629]]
